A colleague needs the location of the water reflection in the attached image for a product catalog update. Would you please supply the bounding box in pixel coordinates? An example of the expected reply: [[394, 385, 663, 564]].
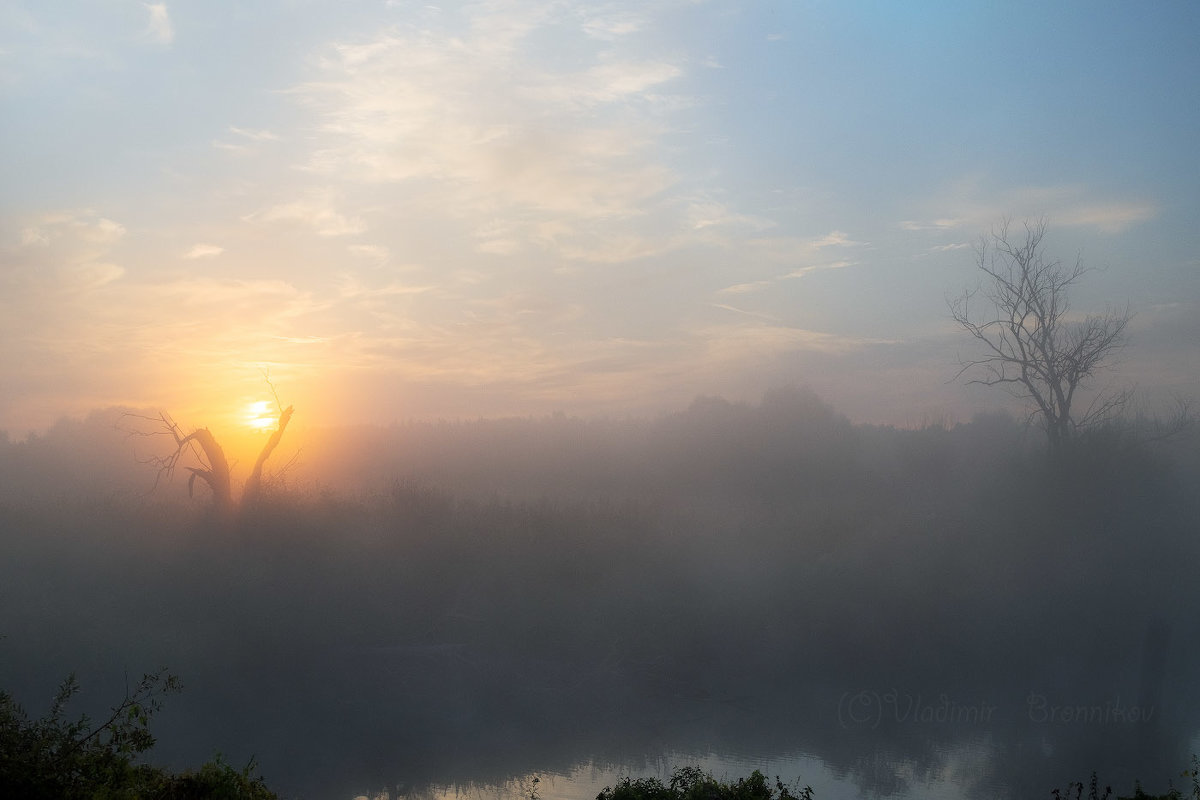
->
[[309, 637, 1192, 800], [370, 747, 994, 800]]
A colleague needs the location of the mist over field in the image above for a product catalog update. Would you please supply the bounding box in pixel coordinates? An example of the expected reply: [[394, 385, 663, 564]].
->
[[2, 388, 1198, 799]]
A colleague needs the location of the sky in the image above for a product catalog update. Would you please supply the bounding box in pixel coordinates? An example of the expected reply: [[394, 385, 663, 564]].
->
[[2, 0, 1198, 441]]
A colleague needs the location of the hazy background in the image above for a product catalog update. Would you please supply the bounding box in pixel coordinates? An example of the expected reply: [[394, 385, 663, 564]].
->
[[1, 391, 1199, 798], [2, 0, 1199, 439]]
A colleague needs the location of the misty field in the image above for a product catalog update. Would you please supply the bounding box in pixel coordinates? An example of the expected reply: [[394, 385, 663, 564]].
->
[[2, 389, 1198, 799]]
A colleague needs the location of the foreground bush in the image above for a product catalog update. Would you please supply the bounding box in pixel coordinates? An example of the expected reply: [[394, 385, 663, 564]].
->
[[0, 667, 276, 799], [1052, 758, 1200, 800]]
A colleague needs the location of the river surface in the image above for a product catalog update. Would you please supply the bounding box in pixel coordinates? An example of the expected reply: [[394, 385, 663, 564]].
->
[[383, 744, 1001, 800], [297, 643, 1196, 800]]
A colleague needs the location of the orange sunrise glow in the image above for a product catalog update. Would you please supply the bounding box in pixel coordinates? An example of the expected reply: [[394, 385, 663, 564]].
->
[[244, 401, 278, 432]]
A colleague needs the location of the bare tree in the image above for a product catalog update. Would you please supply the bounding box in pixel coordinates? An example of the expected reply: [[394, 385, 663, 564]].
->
[[949, 219, 1132, 451], [125, 411, 236, 517], [124, 387, 294, 516], [242, 378, 294, 508]]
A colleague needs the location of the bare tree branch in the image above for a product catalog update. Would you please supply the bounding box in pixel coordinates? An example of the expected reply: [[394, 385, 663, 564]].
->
[[948, 218, 1132, 451], [261, 367, 283, 415], [242, 404, 294, 508]]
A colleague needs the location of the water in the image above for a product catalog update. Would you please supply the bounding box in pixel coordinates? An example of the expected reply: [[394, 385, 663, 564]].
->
[[305, 648, 1191, 800], [372, 743, 1003, 800]]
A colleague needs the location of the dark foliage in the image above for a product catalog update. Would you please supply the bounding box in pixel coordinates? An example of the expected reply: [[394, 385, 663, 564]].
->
[[597, 767, 813, 800], [0, 668, 275, 799], [1051, 756, 1200, 800]]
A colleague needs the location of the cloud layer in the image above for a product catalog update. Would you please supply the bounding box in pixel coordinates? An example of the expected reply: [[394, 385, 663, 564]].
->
[[0, 1, 1195, 433]]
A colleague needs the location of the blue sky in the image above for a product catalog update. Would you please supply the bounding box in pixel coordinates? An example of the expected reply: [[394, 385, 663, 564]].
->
[[2, 0, 1197, 436]]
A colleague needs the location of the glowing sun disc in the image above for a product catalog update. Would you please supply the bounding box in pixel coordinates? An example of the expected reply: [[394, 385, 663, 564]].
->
[[244, 400, 277, 431]]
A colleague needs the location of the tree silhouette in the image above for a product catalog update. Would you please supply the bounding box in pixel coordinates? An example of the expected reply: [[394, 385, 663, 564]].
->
[[125, 388, 294, 517], [243, 404, 294, 508], [949, 219, 1131, 451]]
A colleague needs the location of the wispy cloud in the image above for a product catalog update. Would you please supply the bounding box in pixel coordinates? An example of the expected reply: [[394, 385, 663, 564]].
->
[[903, 179, 1157, 235], [581, 9, 646, 40], [3, 211, 131, 374], [19, 211, 126, 248], [347, 244, 389, 262], [183, 243, 224, 259], [287, 4, 687, 263], [68, 262, 125, 289], [746, 232, 867, 264], [900, 218, 964, 232], [716, 232, 864, 295], [211, 140, 249, 154], [783, 259, 855, 279], [717, 281, 771, 295], [686, 199, 774, 232], [699, 323, 897, 361], [334, 273, 435, 301], [1055, 201, 1157, 233], [143, 3, 173, 46], [213, 126, 282, 154], [229, 126, 280, 142], [710, 303, 778, 321], [246, 190, 366, 237], [810, 230, 862, 248]]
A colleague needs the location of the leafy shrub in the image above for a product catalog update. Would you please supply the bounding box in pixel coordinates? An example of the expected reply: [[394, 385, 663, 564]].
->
[[1051, 759, 1200, 800], [0, 668, 276, 799], [597, 766, 813, 800]]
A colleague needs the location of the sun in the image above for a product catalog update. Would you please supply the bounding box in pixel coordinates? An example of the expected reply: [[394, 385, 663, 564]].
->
[[244, 400, 278, 431]]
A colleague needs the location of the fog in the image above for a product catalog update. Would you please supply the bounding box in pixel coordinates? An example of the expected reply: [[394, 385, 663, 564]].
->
[[2, 387, 1198, 799]]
